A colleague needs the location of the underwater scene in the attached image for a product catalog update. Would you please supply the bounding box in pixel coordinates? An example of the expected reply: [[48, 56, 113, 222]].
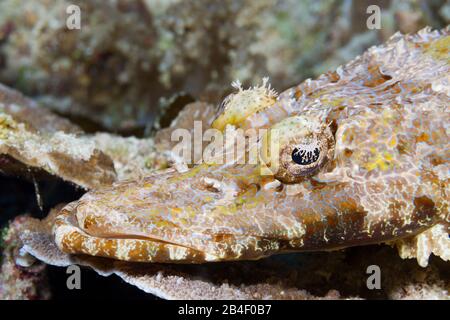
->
[[0, 0, 449, 304]]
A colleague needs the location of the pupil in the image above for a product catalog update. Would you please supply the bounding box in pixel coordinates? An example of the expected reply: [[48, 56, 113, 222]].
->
[[292, 147, 320, 165]]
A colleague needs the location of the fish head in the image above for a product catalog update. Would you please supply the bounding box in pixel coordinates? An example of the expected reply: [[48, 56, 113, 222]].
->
[[54, 30, 450, 262]]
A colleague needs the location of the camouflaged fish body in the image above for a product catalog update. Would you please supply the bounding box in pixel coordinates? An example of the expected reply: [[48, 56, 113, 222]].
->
[[53, 28, 449, 264]]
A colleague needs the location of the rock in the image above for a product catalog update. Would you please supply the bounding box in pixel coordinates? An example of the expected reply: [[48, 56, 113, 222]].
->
[[0, 83, 116, 189], [0, 216, 51, 300], [84, 133, 168, 181]]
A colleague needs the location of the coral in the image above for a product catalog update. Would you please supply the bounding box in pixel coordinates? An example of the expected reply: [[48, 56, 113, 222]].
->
[[0, 84, 116, 189], [0, 82, 173, 185], [85, 133, 168, 181], [0, 216, 50, 300], [394, 222, 450, 267]]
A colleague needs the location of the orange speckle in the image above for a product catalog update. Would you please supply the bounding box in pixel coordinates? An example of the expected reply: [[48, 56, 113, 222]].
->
[[416, 132, 429, 143]]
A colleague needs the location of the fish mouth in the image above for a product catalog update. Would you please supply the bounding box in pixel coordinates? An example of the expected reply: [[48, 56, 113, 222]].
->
[[52, 166, 285, 262], [52, 164, 439, 263]]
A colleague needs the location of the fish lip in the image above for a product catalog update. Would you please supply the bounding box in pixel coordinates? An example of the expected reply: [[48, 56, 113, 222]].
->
[[55, 177, 290, 261]]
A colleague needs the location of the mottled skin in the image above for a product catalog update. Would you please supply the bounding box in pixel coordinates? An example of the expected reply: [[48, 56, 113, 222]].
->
[[53, 28, 449, 263]]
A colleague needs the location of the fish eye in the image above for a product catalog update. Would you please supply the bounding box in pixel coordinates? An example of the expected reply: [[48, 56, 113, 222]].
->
[[260, 115, 334, 184], [291, 146, 320, 165], [276, 137, 329, 183]]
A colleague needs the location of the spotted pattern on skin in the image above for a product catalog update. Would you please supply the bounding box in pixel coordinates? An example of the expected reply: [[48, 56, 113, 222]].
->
[[52, 28, 449, 265]]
